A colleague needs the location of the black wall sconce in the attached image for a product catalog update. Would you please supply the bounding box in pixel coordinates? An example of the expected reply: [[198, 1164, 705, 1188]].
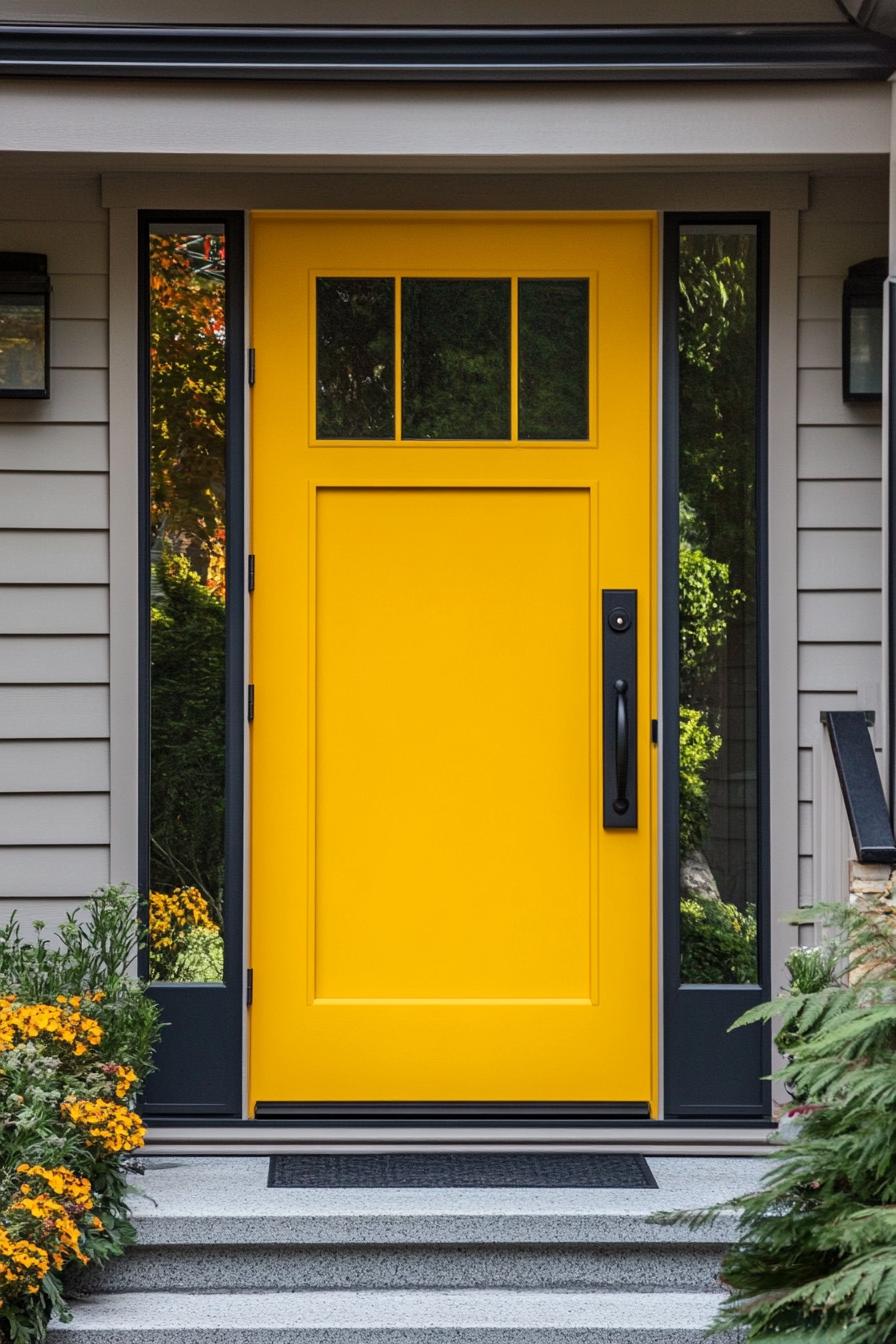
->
[[0, 253, 51, 399], [843, 256, 887, 403]]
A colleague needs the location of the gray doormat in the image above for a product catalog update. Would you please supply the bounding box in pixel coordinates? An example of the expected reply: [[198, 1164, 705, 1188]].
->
[[268, 1152, 656, 1188]]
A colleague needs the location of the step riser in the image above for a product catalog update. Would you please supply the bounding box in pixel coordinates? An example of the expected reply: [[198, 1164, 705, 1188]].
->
[[74, 1243, 726, 1294]]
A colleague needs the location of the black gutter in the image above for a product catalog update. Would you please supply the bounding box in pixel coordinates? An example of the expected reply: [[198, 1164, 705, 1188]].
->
[[0, 24, 894, 82]]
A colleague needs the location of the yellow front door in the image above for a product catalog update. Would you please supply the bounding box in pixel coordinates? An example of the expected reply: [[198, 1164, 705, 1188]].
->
[[250, 213, 657, 1112]]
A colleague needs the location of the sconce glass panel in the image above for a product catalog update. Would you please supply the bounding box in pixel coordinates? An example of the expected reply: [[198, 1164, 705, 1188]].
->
[[842, 257, 886, 403], [847, 299, 883, 399], [0, 301, 46, 393], [0, 253, 51, 398]]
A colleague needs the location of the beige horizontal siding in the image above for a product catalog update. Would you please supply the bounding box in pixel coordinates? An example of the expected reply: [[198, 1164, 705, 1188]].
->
[[798, 425, 882, 479], [0, 475, 108, 530], [0, 587, 107, 635], [0, 424, 108, 472], [798, 747, 812, 800], [0, 741, 109, 794], [0, 533, 108, 585], [0, 847, 110, 900], [796, 174, 887, 910], [797, 369, 882, 426], [0, 793, 109, 845], [0, 221, 106, 273], [798, 478, 881, 529], [799, 590, 882, 644], [0, 637, 109, 684], [52, 320, 108, 370], [797, 276, 841, 321], [798, 320, 839, 369], [0, 686, 108, 739], [798, 643, 882, 692], [0, 370, 108, 423], [52, 276, 108, 323], [798, 530, 881, 590], [0, 174, 110, 903]]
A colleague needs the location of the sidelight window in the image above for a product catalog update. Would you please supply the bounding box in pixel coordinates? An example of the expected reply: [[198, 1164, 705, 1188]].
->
[[146, 227, 228, 984], [674, 222, 762, 987]]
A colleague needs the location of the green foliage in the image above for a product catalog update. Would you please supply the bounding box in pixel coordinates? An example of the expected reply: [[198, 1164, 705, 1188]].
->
[[676, 232, 756, 876], [786, 942, 840, 998], [679, 890, 757, 985], [678, 542, 744, 709], [0, 887, 158, 1080], [663, 897, 896, 1342], [149, 549, 225, 920], [678, 232, 758, 593], [678, 705, 722, 857], [0, 888, 160, 1343]]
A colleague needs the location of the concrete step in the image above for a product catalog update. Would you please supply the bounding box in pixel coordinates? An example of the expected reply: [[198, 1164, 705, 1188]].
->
[[50, 1288, 733, 1343], [75, 1238, 728, 1293]]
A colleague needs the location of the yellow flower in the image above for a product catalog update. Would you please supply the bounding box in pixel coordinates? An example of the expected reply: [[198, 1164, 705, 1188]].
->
[[60, 1097, 145, 1154], [0, 1224, 50, 1298], [149, 886, 219, 953], [11, 1195, 89, 1267], [0, 999, 103, 1056], [16, 1164, 93, 1209]]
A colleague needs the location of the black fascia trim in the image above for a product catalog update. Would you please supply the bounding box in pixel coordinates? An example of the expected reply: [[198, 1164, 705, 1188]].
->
[[822, 710, 896, 863], [662, 213, 772, 1121], [254, 1102, 650, 1124], [138, 210, 245, 1118], [0, 23, 895, 81]]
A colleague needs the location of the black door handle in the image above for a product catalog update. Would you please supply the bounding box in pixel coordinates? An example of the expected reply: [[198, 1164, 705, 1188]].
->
[[603, 591, 637, 829], [614, 678, 629, 815]]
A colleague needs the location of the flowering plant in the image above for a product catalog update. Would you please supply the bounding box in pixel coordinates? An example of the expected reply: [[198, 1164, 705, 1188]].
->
[[148, 885, 221, 982], [0, 888, 159, 1343]]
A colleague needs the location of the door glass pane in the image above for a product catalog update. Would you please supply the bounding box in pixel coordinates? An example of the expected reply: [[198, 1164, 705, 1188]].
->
[[317, 277, 395, 439], [402, 278, 510, 439], [677, 224, 759, 985], [147, 229, 227, 983], [519, 279, 589, 439]]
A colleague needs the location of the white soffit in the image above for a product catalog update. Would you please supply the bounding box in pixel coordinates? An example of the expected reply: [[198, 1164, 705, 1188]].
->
[[0, 80, 888, 164]]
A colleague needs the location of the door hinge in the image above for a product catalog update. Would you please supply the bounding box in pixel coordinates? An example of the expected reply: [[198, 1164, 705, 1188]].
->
[[246, 967, 254, 1007], [247, 347, 256, 387], [651, 718, 659, 744], [247, 684, 255, 721], [248, 553, 256, 592]]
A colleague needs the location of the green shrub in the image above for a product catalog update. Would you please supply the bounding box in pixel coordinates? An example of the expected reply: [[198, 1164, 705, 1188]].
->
[[679, 890, 757, 985], [678, 706, 722, 856], [149, 548, 225, 923], [677, 543, 742, 856], [665, 896, 896, 1342]]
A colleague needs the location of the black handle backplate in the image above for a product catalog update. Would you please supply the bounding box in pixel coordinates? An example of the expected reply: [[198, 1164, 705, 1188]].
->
[[603, 589, 637, 829]]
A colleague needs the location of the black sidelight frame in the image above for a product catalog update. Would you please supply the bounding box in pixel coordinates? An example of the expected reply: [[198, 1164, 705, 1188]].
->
[[134, 206, 772, 1124], [661, 213, 772, 1119], [137, 211, 245, 1118]]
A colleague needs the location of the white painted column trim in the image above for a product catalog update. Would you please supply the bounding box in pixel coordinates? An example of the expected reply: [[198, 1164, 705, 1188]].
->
[[108, 207, 140, 890], [767, 208, 800, 1100]]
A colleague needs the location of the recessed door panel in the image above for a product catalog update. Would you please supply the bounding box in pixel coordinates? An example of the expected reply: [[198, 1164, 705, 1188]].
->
[[313, 485, 592, 1004]]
